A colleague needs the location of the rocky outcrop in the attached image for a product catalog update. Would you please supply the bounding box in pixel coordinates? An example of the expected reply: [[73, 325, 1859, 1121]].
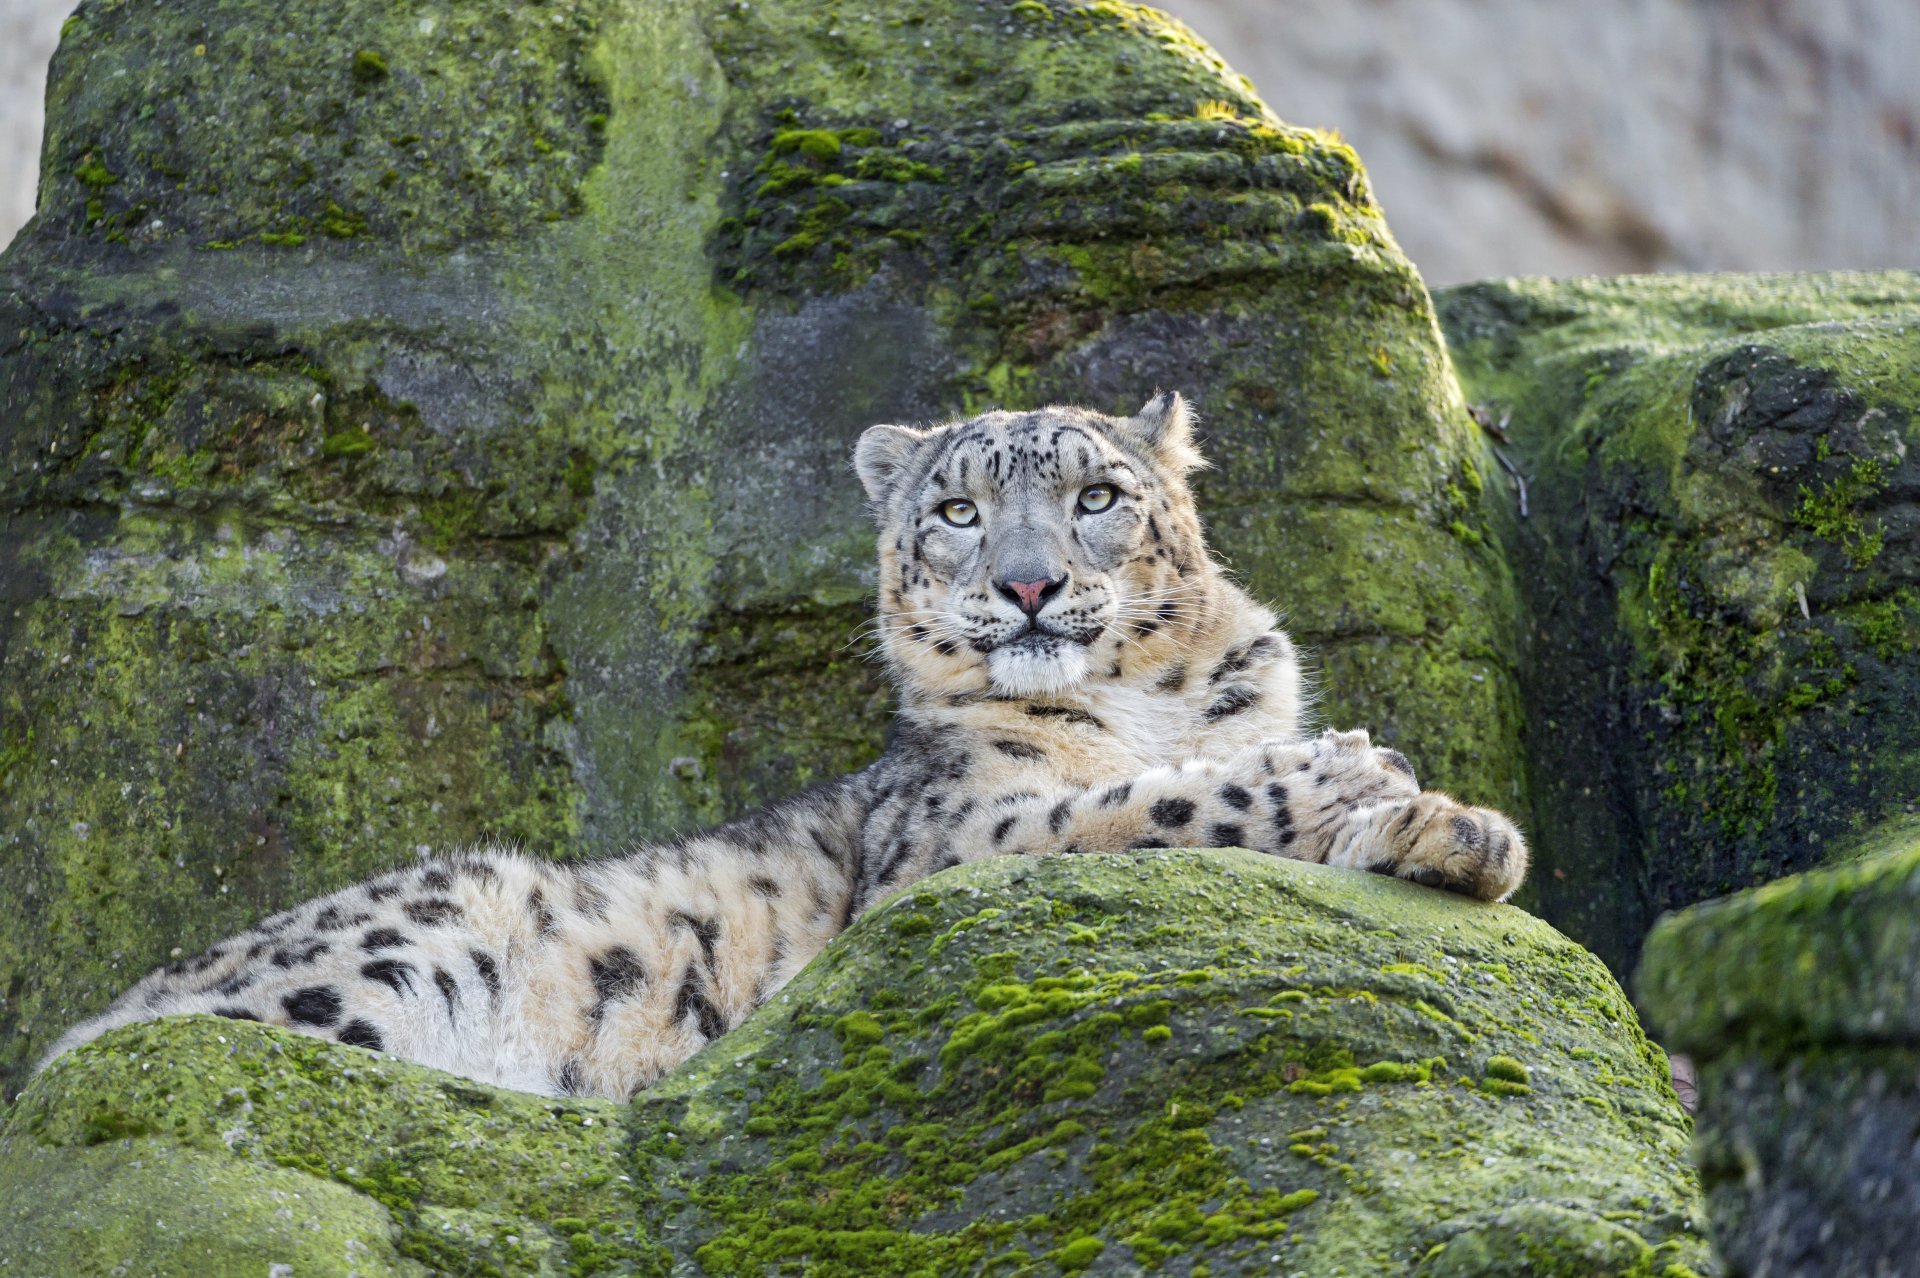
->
[[1438, 273, 1920, 973], [0, 0, 1527, 1093], [1, 851, 1710, 1275], [1637, 828, 1920, 1278]]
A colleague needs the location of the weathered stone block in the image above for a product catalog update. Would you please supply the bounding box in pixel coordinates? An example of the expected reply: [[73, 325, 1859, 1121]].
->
[[1439, 274, 1920, 972], [1638, 828, 1920, 1278], [3, 851, 1709, 1275]]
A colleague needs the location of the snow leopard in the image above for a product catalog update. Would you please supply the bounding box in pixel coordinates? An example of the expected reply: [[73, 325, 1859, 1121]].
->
[[40, 393, 1528, 1100]]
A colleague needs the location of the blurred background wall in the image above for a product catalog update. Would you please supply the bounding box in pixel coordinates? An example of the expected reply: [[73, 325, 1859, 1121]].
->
[[3, 0, 1916, 284], [2, 0, 65, 256], [1161, 0, 1919, 283]]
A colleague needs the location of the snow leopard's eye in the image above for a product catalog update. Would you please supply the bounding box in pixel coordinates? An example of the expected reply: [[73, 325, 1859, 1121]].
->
[[1077, 484, 1115, 513], [939, 498, 978, 527]]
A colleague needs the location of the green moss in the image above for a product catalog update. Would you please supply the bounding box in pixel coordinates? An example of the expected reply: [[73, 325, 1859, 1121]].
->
[[833, 1011, 887, 1046], [1793, 457, 1886, 568], [71, 155, 117, 189], [662, 602, 890, 830], [851, 152, 946, 183], [1838, 589, 1919, 661], [1479, 1078, 1533, 1098], [1483, 1055, 1531, 1085], [1051, 1236, 1106, 1269], [772, 195, 852, 257], [1638, 827, 1920, 1060], [0, 1138, 425, 1275], [1639, 836, 1920, 1276], [35, 0, 609, 249], [1414, 1201, 1698, 1278], [5, 1016, 652, 1274], [318, 424, 376, 457], [1439, 275, 1920, 974], [770, 128, 844, 161], [319, 200, 367, 238], [1358, 1060, 1414, 1084], [0, 356, 584, 1086], [623, 853, 1705, 1276]]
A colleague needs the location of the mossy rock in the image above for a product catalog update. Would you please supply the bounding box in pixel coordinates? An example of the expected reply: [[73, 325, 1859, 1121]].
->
[[0, 0, 1523, 1094], [1636, 827, 1920, 1277], [1, 850, 1709, 1275], [1436, 273, 1920, 974]]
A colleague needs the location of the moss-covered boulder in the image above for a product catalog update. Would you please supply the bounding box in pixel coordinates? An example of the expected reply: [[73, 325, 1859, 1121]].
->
[[2, 851, 1708, 1275], [0, 0, 1523, 1092], [1636, 828, 1920, 1278], [1437, 273, 1920, 972]]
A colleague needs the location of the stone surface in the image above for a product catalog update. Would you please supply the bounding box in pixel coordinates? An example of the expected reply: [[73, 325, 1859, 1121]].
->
[[1637, 827, 1920, 1278], [2, 851, 1711, 1276], [0, 0, 1526, 1093], [1438, 273, 1920, 973]]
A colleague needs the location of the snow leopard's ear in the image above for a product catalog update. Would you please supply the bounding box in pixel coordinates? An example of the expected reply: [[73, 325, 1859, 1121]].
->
[[1120, 391, 1206, 475], [854, 423, 931, 507]]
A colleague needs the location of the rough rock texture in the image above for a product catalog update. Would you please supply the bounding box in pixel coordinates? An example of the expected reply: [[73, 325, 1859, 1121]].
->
[[1, 851, 1711, 1276], [0, 0, 1527, 1093], [1437, 273, 1920, 973], [1637, 830, 1920, 1278]]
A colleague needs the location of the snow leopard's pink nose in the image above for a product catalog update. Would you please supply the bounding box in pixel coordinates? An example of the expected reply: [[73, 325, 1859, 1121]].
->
[[997, 576, 1064, 615]]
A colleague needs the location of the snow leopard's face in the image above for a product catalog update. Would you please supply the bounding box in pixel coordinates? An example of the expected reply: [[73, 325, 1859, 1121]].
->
[[856, 394, 1210, 697]]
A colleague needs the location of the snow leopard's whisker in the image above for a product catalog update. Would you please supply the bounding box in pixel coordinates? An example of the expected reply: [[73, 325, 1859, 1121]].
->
[[1108, 604, 1209, 632], [1103, 615, 1197, 663], [1110, 602, 1206, 622], [844, 608, 955, 651]]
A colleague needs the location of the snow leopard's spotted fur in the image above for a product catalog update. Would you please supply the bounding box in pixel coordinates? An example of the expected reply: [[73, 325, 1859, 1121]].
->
[[42, 394, 1527, 1099]]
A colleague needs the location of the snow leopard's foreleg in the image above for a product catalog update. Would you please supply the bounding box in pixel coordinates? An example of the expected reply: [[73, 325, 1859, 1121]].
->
[[923, 730, 1527, 903]]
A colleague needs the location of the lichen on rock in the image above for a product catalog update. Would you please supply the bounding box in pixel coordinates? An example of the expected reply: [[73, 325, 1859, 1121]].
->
[[1637, 824, 1920, 1278], [40, 0, 609, 252], [1438, 273, 1920, 973], [2, 851, 1710, 1275]]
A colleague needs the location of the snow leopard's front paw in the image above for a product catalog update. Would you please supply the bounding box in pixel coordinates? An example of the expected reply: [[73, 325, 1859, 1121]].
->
[[1338, 792, 1529, 902], [1288, 729, 1422, 801]]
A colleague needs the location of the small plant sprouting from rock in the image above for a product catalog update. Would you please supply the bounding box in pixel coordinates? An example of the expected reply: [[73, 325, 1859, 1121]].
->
[[1794, 456, 1886, 570]]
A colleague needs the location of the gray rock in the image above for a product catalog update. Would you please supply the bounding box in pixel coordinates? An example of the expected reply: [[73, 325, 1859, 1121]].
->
[[1439, 272, 1920, 973], [1, 851, 1711, 1276], [1638, 827, 1920, 1277]]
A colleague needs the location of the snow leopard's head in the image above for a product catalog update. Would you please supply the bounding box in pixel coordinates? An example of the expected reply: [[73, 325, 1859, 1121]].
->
[[855, 393, 1217, 698]]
